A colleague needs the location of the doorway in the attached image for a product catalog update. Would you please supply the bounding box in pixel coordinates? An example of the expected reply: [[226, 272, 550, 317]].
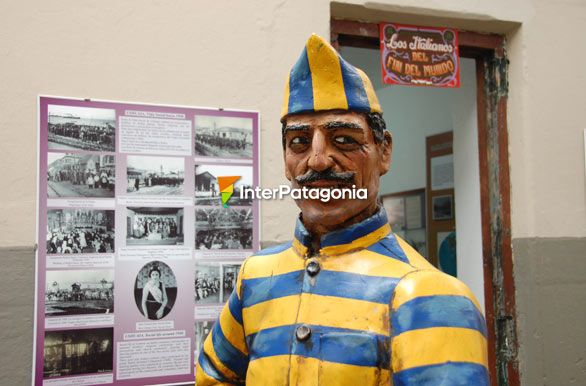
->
[[332, 19, 519, 386]]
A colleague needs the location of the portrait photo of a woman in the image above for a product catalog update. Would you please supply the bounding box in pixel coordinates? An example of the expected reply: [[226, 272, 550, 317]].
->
[[134, 261, 177, 320]]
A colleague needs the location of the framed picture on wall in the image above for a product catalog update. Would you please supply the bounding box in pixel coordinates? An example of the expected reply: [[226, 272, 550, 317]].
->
[[381, 189, 426, 256], [432, 194, 454, 220]]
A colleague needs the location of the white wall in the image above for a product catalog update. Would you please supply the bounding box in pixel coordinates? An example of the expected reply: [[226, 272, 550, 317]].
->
[[452, 63, 485, 311]]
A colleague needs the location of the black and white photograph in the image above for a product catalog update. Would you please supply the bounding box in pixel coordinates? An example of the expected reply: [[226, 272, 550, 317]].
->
[[46, 209, 115, 254], [432, 194, 454, 220], [43, 328, 113, 378], [195, 208, 253, 250], [195, 262, 220, 304], [195, 261, 242, 304], [195, 164, 253, 206], [195, 115, 253, 159], [45, 270, 114, 317], [126, 207, 184, 245], [47, 153, 115, 198], [126, 155, 184, 196], [222, 263, 242, 297], [48, 105, 116, 152], [195, 320, 214, 357], [134, 261, 177, 320]]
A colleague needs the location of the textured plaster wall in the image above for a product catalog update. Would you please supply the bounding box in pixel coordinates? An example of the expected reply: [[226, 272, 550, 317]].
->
[[1, 0, 586, 385]]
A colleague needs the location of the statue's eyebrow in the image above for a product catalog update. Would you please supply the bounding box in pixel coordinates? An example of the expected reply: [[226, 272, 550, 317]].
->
[[283, 123, 310, 133], [324, 121, 362, 130]]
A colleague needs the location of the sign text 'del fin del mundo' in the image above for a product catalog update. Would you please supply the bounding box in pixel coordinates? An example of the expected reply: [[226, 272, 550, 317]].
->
[[380, 23, 460, 88]]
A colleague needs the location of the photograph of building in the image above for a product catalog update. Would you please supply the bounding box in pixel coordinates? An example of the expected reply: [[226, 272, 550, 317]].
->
[[194, 115, 252, 159], [195, 164, 253, 206], [45, 270, 114, 317]]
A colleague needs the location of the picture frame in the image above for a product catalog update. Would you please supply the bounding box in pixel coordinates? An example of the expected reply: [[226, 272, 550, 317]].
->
[[432, 194, 454, 220]]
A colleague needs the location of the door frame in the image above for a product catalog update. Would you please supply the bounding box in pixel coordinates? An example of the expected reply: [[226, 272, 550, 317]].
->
[[330, 19, 519, 386]]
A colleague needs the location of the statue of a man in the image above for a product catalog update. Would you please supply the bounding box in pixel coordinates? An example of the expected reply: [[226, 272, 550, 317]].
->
[[196, 34, 489, 386]]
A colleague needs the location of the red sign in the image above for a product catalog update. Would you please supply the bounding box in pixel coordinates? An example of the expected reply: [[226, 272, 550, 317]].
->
[[380, 23, 460, 88]]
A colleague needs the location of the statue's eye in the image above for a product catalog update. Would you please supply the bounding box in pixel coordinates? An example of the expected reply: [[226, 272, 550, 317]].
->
[[333, 136, 358, 145], [290, 136, 309, 145]]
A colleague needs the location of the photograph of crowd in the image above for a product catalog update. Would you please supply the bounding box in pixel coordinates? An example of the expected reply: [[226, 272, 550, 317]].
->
[[194, 115, 253, 159], [45, 270, 114, 317], [195, 262, 242, 305], [195, 262, 220, 304], [47, 153, 115, 198], [48, 105, 115, 152], [195, 208, 253, 250], [126, 207, 184, 245], [126, 155, 184, 196], [134, 261, 177, 320], [195, 164, 253, 206], [195, 320, 214, 357], [43, 328, 113, 379], [46, 209, 115, 254]]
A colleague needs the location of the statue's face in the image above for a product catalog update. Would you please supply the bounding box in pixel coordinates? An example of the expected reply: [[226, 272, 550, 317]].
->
[[283, 110, 391, 231]]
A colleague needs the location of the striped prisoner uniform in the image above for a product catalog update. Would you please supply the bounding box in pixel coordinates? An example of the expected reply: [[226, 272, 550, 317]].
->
[[196, 209, 489, 385]]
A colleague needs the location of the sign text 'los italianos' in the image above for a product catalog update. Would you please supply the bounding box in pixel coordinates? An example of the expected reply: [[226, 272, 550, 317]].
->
[[380, 23, 460, 88]]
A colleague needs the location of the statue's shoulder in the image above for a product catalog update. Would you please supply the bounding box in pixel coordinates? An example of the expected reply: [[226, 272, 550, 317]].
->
[[392, 267, 484, 317], [240, 241, 296, 279]]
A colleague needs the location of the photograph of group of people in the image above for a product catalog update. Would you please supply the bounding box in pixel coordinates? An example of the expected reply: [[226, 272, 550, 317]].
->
[[126, 207, 184, 246], [134, 261, 177, 320], [46, 209, 115, 254], [194, 115, 253, 159], [43, 328, 113, 379], [48, 105, 115, 152], [195, 261, 242, 304], [47, 153, 115, 198], [195, 164, 253, 206], [126, 155, 185, 196], [195, 208, 253, 250], [45, 270, 114, 317]]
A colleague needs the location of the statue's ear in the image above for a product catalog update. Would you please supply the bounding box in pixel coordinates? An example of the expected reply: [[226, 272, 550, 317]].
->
[[379, 131, 393, 176]]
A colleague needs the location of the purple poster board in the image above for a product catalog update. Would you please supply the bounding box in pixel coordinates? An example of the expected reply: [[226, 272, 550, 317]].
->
[[35, 96, 260, 386]]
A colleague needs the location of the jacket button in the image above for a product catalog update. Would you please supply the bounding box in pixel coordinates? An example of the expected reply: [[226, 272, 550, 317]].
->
[[296, 325, 311, 342], [306, 259, 320, 277]]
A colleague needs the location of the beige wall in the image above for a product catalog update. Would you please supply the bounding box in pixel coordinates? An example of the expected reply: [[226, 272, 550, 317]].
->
[[1, 0, 585, 384]]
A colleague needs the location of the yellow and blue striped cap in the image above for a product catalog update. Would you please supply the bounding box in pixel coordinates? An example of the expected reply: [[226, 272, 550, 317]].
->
[[281, 34, 382, 120]]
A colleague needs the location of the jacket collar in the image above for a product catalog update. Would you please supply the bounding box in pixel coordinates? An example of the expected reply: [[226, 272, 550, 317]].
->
[[292, 207, 391, 257]]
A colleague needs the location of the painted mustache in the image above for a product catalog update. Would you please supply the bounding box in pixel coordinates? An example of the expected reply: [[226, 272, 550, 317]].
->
[[295, 169, 356, 185]]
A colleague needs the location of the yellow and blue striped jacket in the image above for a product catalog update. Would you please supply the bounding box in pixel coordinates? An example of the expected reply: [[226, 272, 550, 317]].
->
[[196, 209, 489, 385]]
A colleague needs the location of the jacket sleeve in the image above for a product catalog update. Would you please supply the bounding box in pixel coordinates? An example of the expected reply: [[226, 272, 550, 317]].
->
[[389, 269, 490, 386], [196, 264, 249, 386]]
